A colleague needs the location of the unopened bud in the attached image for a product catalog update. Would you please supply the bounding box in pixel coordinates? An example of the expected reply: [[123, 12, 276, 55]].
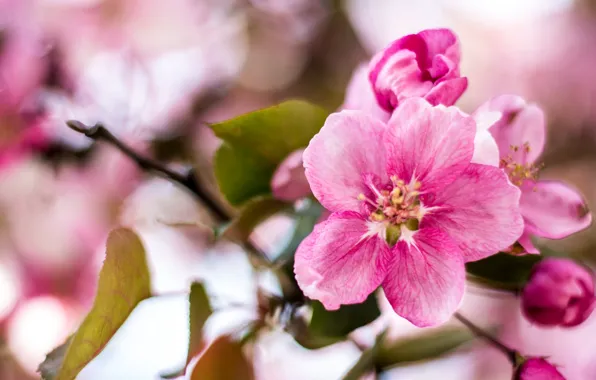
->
[[522, 258, 595, 327]]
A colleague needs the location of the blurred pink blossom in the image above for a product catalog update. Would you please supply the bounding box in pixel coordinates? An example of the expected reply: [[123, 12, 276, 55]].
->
[[368, 28, 468, 112], [271, 148, 311, 202], [475, 95, 592, 253], [295, 99, 522, 327], [522, 258, 595, 328]]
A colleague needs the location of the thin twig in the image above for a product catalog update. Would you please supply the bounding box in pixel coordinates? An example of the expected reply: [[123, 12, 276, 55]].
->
[[66, 120, 271, 264], [454, 312, 517, 365]]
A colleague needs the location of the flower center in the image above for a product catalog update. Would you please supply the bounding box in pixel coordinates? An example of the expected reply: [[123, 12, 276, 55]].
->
[[500, 142, 542, 187], [359, 176, 422, 245]]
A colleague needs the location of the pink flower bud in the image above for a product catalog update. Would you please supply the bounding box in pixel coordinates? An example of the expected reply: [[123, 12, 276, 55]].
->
[[271, 149, 311, 202], [522, 258, 595, 327], [368, 28, 467, 112], [514, 358, 565, 380]]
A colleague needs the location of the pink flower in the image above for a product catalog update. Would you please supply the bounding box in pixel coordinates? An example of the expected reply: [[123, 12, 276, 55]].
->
[[294, 98, 523, 327], [522, 258, 595, 328], [368, 28, 468, 112], [515, 358, 566, 380], [271, 149, 312, 202], [475, 95, 592, 254]]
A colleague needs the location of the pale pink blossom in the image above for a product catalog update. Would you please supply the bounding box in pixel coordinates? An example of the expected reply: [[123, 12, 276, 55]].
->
[[515, 358, 566, 380], [522, 258, 595, 328], [368, 28, 467, 112], [475, 95, 592, 254], [294, 98, 523, 327]]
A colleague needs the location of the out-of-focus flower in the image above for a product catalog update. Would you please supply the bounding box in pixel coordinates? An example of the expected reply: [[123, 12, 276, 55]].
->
[[514, 357, 566, 380], [475, 95, 592, 254], [271, 149, 311, 202], [368, 28, 467, 112], [342, 64, 390, 122], [295, 98, 523, 327], [521, 258, 595, 328]]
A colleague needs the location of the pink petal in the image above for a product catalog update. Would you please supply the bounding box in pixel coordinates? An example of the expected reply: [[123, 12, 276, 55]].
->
[[521, 180, 592, 239], [294, 211, 390, 310], [303, 110, 387, 213], [384, 98, 475, 192], [480, 95, 546, 164], [424, 77, 468, 106], [382, 227, 465, 327], [341, 63, 390, 122], [369, 48, 432, 111], [471, 127, 500, 167], [423, 163, 524, 262], [418, 28, 461, 67], [518, 232, 540, 255], [271, 149, 311, 201]]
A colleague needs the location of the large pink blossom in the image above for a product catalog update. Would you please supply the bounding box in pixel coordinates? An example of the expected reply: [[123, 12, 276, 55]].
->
[[368, 28, 468, 112], [475, 95, 592, 254], [294, 98, 523, 327]]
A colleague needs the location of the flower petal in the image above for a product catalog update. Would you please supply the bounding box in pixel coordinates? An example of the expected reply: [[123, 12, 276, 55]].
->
[[422, 163, 524, 262], [384, 98, 475, 192], [521, 180, 592, 239], [303, 110, 387, 213], [294, 211, 390, 310], [418, 28, 461, 67], [471, 127, 500, 167], [382, 227, 465, 327], [480, 95, 546, 164], [271, 149, 311, 201], [424, 77, 468, 106], [518, 232, 540, 255], [369, 47, 431, 111], [342, 63, 390, 122]]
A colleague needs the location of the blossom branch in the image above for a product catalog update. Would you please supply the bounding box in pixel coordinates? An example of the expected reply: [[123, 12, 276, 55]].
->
[[66, 120, 230, 221], [65, 120, 271, 264], [454, 312, 517, 365]]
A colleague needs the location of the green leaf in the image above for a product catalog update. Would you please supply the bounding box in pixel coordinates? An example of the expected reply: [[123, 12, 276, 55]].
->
[[466, 253, 543, 290], [160, 282, 213, 379], [292, 292, 380, 350], [190, 336, 254, 380], [211, 100, 328, 205], [310, 293, 381, 338], [342, 327, 475, 379], [218, 196, 289, 242], [342, 331, 387, 380], [186, 283, 213, 365], [375, 327, 475, 369], [49, 228, 151, 380]]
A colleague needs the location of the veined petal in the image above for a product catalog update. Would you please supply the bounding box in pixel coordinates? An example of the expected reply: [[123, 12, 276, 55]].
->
[[303, 110, 387, 213], [521, 180, 592, 239], [294, 211, 390, 310], [384, 98, 475, 192], [423, 163, 524, 262], [382, 227, 465, 327]]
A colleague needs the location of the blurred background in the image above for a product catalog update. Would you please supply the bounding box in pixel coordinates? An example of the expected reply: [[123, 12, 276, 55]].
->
[[1, 0, 596, 379]]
